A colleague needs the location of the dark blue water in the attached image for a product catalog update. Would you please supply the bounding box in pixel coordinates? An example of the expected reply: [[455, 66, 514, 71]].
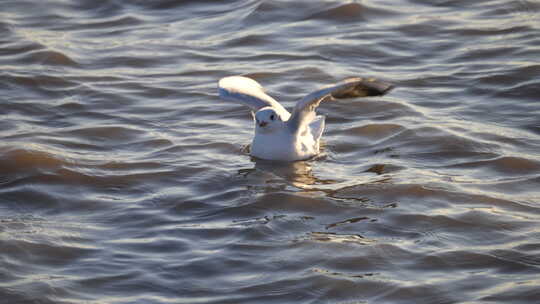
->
[[1, 0, 540, 303]]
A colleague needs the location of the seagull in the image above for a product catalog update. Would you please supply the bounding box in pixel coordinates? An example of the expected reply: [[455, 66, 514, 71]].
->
[[218, 75, 393, 161]]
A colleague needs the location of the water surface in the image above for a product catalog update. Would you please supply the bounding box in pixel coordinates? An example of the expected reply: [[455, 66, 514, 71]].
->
[[1, 0, 540, 303]]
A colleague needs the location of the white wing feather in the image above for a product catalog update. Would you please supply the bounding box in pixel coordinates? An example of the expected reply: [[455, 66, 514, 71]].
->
[[287, 77, 392, 133], [218, 76, 290, 118]]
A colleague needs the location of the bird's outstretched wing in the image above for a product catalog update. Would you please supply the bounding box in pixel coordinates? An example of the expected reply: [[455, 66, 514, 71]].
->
[[287, 77, 393, 133], [218, 76, 290, 118]]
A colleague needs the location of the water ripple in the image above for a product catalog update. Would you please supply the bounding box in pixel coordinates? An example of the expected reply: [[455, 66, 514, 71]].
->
[[1, 0, 540, 303]]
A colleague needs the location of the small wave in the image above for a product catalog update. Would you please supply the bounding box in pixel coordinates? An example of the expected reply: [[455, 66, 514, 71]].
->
[[222, 34, 271, 48], [57, 126, 146, 145], [491, 248, 540, 268], [27, 49, 78, 66], [91, 55, 171, 69], [0, 147, 69, 175], [299, 231, 375, 246], [65, 0, 124, 17], [494, 79, 540, 102], [72, 15, 144, 31], [343, 123, 406, 143], [450, 156, 540, 176], [130, 0, 219, 10], [482, 0, 540, 20], [307, 3, 365, 21], [0, 40, 42, 57], [461, 25, 531, 38], [480, 282, 540, 303], [3, 73, 80, 94]]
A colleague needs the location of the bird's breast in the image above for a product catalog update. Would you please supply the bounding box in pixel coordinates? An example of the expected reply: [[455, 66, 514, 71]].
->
[[251, 129, 317, 161]]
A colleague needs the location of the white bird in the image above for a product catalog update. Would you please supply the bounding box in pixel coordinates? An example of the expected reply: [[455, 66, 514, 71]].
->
[[218, 75, 392, 161]]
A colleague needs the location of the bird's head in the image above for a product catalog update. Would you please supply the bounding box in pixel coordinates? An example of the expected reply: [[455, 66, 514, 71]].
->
[[254, 107, 282, 133]]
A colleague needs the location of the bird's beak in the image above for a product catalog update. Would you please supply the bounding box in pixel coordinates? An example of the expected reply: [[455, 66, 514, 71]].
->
[[258, 121, 268, 127]]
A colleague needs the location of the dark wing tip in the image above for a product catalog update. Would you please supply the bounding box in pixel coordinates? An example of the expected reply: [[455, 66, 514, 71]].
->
[[332, 77, 394, 99]]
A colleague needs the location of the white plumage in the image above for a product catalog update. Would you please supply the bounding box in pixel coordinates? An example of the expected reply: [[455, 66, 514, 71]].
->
[[218, 75, 392, 161]]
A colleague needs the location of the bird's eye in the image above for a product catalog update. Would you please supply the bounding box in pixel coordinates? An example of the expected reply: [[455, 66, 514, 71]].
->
[[270, 114, 275, 121]]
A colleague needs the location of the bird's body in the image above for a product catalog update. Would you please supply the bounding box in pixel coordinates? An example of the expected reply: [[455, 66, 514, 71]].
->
[[251, 115, 323, 161], [218, 75, 392, 161]]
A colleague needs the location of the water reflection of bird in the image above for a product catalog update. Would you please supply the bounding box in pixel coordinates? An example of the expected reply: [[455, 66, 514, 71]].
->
[[238, 158, 334, 188], [218, 75, 392, 161], [238, 158, 393, 201]]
